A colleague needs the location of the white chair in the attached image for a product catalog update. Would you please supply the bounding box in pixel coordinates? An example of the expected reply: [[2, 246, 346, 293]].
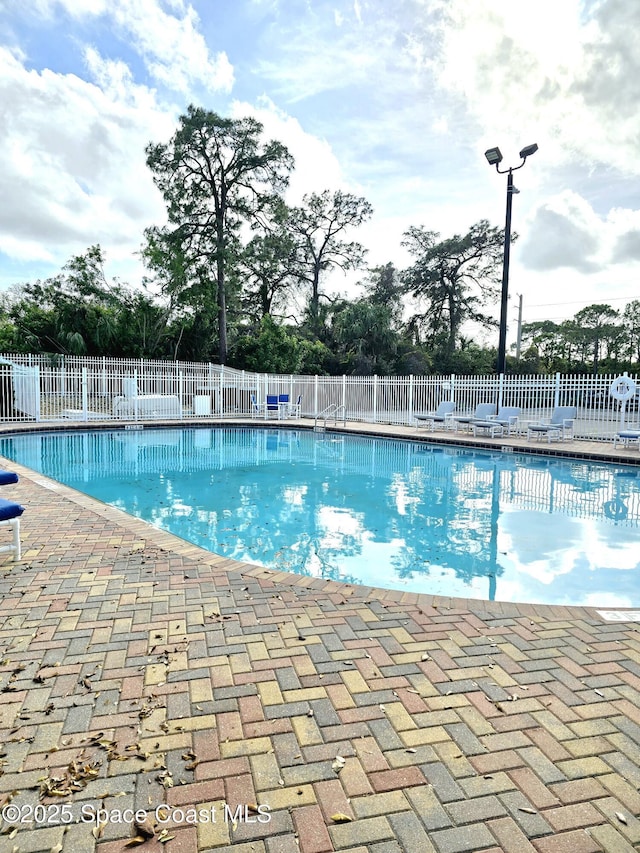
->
[[527, 406, 577, 442], [472, 406, 520, 438], [0, 471, 24, 562], [250, 393, 265, 417], [415, 401, 456, 430], [453, 402, 496, 433], [613, 428, 640, 449], [287, 394, 302, 417]]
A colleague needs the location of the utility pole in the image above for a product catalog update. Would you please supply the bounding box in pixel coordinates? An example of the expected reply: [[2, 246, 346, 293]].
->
[[515, 293, 523, 359]]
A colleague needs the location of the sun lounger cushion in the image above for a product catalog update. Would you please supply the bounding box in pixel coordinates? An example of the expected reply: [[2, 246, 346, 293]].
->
[[0, 470, 19, 486], [0, 498, 24, 521]]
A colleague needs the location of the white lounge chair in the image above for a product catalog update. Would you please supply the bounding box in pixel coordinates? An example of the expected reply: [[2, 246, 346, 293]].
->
[[453, 403, 496, 433], [613, 428, 640, 449], [113, 379, 181, 419], [527, 406, 577, 442], [472, 406, 520, 438], [287, 394, 302, 417], [415, 401, 456, 430], [250, 393, 265, 417], [0, 469, 23, 562]]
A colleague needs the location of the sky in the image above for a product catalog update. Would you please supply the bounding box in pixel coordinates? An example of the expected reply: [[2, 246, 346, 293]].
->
[[1, 0, 640, 348]]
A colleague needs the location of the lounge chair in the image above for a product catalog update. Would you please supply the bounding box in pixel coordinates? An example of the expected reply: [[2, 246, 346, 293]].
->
[[287, 394, 302, 418], [0, 470, 19, 486], [415, 401, 456, 430], [472, 406, 520, 438], [527, 406, 577, 442], [613, 428, 640, 449], [0, 469, 24, 562], [250, 393, 265, 417], [113, 378, 181, 419], [265, 395, 280, 418], [453, 403, 497, 433]]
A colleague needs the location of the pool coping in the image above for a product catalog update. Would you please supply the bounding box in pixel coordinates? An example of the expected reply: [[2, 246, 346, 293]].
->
[[1, 416, 639, 622]]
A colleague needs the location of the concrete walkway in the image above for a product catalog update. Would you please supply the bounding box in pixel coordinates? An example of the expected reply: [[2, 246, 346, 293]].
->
[[1, 421, 640, 853]]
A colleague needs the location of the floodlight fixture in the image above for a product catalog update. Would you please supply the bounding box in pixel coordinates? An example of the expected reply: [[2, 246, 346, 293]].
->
[[519, 143, 539, 159], [485, 147, 503, 166]]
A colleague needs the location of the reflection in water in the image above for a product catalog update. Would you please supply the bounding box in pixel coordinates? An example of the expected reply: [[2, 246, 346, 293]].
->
[[1, 427, 639, 606]]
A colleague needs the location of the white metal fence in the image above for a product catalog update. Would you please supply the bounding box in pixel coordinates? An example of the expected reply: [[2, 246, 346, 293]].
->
[[0, 353, 638, 442]]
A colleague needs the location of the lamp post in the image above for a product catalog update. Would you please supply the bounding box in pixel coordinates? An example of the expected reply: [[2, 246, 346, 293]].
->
[[485, 143, 538, 375]]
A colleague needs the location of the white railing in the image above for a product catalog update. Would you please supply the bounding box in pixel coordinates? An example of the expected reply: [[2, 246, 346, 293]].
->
[[0, 354, 638, 442]]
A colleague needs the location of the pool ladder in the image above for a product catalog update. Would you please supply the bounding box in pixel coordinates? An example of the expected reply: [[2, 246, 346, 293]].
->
[[314, 404, 347, 431]]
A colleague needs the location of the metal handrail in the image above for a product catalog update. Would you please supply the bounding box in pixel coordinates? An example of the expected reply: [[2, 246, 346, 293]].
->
[[314, 403, 347, 430]]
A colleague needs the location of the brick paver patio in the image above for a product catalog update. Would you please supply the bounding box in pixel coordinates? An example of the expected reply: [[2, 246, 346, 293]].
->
[[1, 422, 640, 853]]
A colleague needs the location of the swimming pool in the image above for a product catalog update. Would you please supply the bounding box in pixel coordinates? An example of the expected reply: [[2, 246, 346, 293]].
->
[[2, 426, 639, 607]]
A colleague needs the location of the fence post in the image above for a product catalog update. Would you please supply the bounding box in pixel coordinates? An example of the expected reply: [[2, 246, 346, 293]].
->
[[554, 373, 561, 408], [314, 374, 319, 416], [179, 371, 184, 419], [450, 373, 456, 403], [409, 375, 414, 425], [219, 365, 224, 416], [342, 375, 346, 418], [373, 375, 378, 423], [35, 366, 41, 422], [498, 373, 504, 409], [81, 368, 88, 422]]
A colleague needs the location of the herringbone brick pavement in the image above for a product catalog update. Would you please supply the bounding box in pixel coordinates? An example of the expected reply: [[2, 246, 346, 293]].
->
[[1, 458, 639, 852]]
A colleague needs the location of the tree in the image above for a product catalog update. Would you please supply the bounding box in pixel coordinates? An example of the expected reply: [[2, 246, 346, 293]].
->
[[520, 320, 564, 372], [237, 208, 299, 322], [622, 300, 640, 363], [331, 300, 399, 374], [8, 246, 121, 356], [145, 106, 294, 364], [401, 220, 507, 359], [231, 314, 331, 374], [573, 303, 620, 374], [286, 190, 373, 330], [362, 263, 404, 327]]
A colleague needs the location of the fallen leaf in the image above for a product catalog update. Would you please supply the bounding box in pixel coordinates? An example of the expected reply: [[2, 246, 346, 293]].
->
[[518, 807, 537, 814], [332, 756, 346, 773], [615, 812, 628, 825], [92, 820, 108, 839], [331, 813, 353, 823], [134, 816, 156, 839]]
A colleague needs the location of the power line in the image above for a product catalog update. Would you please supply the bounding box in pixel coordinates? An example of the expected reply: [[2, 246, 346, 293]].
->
[[527, 295, 638, 308]]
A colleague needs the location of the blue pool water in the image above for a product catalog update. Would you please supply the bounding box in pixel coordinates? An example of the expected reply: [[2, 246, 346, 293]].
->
[[2, 427, 639, 606]]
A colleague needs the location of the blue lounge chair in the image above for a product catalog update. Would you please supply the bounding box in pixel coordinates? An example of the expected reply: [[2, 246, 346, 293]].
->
[[472, 406, 520, 438], [613, 428, 640, 449], [453, 403, 497, 433], [527, 406, 577, 442], [266, 395, 280, 418], [0, 469, 24, 562], [415, 401, 456, 431]]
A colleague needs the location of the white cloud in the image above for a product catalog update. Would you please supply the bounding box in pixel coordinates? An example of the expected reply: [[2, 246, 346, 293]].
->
[[0, 44, 170, 277], [230, 96, 346, 201], [35, 0, 234, 95], [429, 0, 640, 172], [520, 191, 603, 273]]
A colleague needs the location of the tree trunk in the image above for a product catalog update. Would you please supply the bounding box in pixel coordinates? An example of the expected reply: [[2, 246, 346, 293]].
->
[[216, 251, 227, 364]]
